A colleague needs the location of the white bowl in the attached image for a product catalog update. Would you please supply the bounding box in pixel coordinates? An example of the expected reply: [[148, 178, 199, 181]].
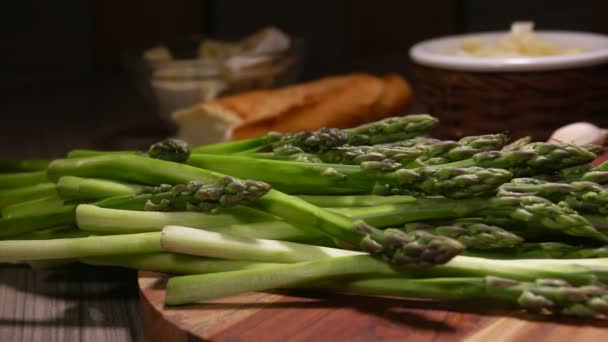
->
[[410, 31, 608, 72]]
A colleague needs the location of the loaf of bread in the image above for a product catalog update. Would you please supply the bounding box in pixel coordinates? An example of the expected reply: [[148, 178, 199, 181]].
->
[[173, 73, 414, 145]]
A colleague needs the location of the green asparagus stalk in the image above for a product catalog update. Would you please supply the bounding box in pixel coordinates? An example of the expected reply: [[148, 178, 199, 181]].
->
[[68, 138, 190, 162], [188, 154, 375, 194], [332, 195, 608, 242], [0, 232, 161, 262], [402, 221, 524, 249], [0, 171, 48, 189], [165, 255, 397, 305], [187, 154, 512, 197], [0, 183, 57, 208], [56, 176, 148, 201], [322, 276, 608, 318], [75, 205, 315, 240], [414, 133, 510, 166], [583, 144, 604, 155], [501, 136, 531, 151], [192, 136, 273, 154], [164, 254, 608, 305], [47, 154, 224, 185], [466, 242, 608, 259], [297, 194, 415, 207], [138, 179, 271, 213], [580, 171, 608, 185], [160, 226, 364, 263], [81, 253, 277, 274], [266, 115, 439, 153], [443, 142, 596, 176], [343, 114, 440, 145], [584, 215, 608, 234], [0, 204, 76, 238], [147, 138, 191, 162], [67, 150, 136, 159], [561, 162, 608, 184], [49, 156, 271, 211], [9, 225, 94, 240], [498, 178, 608, 215], [256, 133, 509, 170], [1, 195, 64, 219], [0, 159, 50, 172], [76, 204, 269, 232]]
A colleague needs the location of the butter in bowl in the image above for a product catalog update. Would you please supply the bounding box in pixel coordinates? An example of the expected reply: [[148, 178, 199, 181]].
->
[[410, 22, 608, 140]]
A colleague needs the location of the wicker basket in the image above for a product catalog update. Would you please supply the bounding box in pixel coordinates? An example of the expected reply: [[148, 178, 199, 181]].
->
[[414, 64, 608, 140]]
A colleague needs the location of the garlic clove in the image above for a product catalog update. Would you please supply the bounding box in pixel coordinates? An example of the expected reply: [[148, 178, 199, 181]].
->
[[548, 122, 606, 146]]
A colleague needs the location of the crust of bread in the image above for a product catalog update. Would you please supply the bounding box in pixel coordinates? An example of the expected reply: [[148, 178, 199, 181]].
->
[[371, 73, 414, 120], [174, 74, 359, 124], [233, 74, 385, 138], [174, 73, 415, 142]]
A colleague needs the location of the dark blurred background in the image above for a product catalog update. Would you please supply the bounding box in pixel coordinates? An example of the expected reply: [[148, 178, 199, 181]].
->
[[1, 0, 607, 157]]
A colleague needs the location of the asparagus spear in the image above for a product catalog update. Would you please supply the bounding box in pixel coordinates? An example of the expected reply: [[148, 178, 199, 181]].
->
[[76, 205, 315, 241], [164, 254, 608, 305], [67, 150, 135, 159], [343, 114, 440, 145], [0, 171, 48, 189], [56, 176, 148, 201], [583, 144, 604, 155], [257, 133, 509, 169], [160, 226, 364, 263], [414, 133, 510, 166], [1, 195, 64, 219], [333, 195, 608, 242], [0, 204, 76, 238], [140, 178, 272, 213], [187, 154, 512, 197], [402, 221, 524, 249], [146, 138, 191, 162], [0, 232, 161, 262], [501, 136, 531, 151], [47, 154, 225, 185], [267, 114, 439, 153], [467, 242, 608, 259], [498, 178, 608, 215], [9, 225, 94, 240], [580, 171, 608, 185], [323, 276, 608, 318], [192, 136, 276, 154], [0, 183, 57, 208], [559, 162, 608, 184], [443, 142, 596, 176], [68, 138, 191, 161], [297, 194, 415, 207]]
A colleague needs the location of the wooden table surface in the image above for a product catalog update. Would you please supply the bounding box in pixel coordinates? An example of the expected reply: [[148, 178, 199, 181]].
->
[[0, 264, 146, 341]]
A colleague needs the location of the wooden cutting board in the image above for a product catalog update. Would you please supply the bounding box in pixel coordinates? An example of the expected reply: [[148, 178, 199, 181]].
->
[[138, 271, 608, 341]]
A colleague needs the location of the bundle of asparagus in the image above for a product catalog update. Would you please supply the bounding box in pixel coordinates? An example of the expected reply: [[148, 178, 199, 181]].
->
[[2, 114, 608, 319]]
